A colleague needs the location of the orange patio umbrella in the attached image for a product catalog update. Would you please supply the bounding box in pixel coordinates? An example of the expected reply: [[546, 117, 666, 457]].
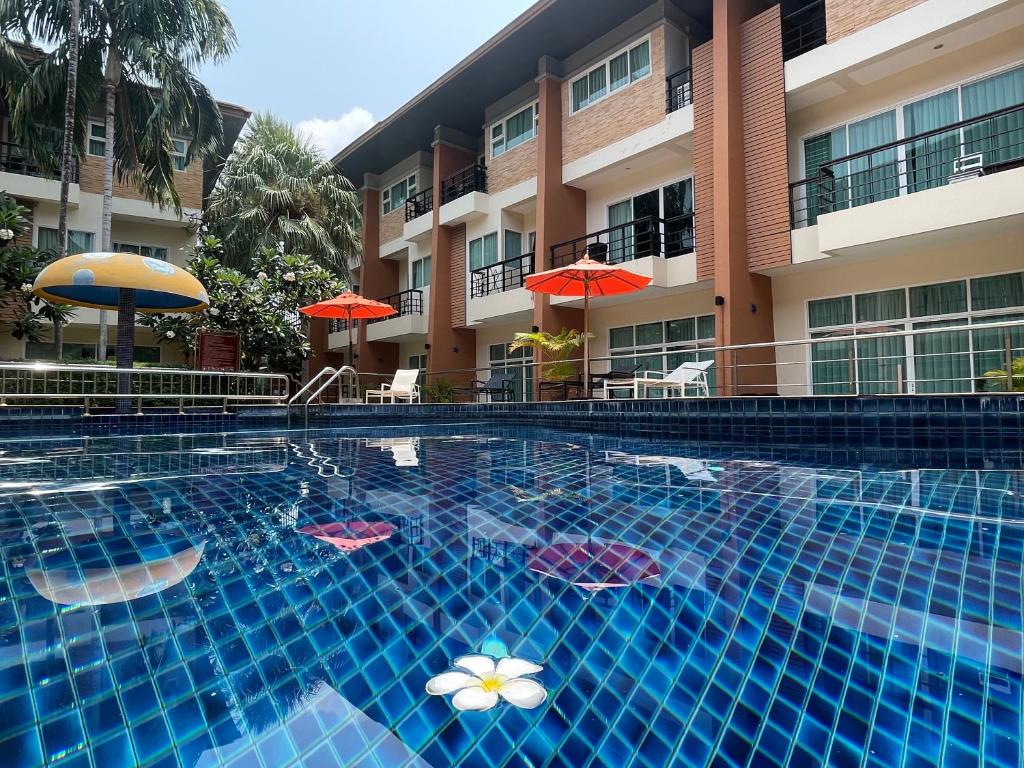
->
[[524, 255, 652, 388], [300, 291, 397, 365]]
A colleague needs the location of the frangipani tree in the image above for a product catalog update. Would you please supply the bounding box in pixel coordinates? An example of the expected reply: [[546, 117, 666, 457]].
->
[[142, 236, 346, 375]]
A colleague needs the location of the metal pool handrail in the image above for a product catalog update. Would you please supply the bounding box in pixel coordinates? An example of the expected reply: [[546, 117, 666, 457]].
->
[[0, 362, 290, 414]]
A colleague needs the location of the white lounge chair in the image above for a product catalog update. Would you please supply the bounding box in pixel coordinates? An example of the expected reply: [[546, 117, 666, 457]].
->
[[365, 369, 421, 404], [607, 359, 713, 399]]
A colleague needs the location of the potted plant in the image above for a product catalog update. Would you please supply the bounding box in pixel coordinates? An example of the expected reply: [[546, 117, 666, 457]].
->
[[508, 327, 585, 382]]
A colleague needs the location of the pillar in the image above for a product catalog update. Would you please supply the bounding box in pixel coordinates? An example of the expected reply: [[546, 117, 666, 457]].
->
[[710, 0, 777, 395], [532, 66, 586, 396], [427, 130, 477, 387], [355, 184, 400, 375]]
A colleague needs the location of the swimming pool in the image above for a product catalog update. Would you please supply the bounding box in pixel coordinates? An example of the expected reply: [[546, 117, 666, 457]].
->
[[1, 425, 1021, 767]]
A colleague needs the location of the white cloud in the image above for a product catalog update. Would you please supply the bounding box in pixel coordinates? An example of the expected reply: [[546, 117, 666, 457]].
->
[[297, 107, 375, 158]]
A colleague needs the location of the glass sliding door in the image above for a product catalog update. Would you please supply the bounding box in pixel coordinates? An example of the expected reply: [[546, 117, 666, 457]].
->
[[903, 89, 959, 193], [802, 128, 848, 224], [631, 190, 659, 259], [847, 111, 898, 208], [606, 201, 633, 263], [663, 179, 694, 256], [962, 65, 1024, 167]]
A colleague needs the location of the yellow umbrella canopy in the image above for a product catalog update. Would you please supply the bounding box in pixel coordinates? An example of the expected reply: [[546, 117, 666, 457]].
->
[[32, 252, 209, 413], [33, 251, 208, 312]]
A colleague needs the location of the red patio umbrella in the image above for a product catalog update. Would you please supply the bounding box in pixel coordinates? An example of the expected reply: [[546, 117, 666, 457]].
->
[[524, 255, 652, 389], [300, 291, 398, 365], [297, 521, 396, 553], [528, 542, 659, 592]]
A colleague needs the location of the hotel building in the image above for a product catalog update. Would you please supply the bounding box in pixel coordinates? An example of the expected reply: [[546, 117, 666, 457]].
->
[[0, 83, 249, 364], [328, 0, 1024, 397]]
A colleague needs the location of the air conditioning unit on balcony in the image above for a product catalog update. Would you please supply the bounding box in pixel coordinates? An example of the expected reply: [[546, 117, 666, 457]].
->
[[949, 152, 984, 184]]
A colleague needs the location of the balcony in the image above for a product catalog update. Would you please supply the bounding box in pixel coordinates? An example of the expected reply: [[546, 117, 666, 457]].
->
[[665, 67, 693, 114], [440, 164, 487, 205], [789, 103, 1024, 260], [404, 187, 433, 221], [470, 252, 535, 298], [365, 289, 428, 342], [403, 187, 434, 241], [781, 1, 826, 61], [551, 214, 694, 268], [0, 141, 79, 204]]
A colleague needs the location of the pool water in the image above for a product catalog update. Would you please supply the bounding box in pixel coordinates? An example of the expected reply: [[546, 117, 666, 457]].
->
[[1, 426, 1022, 767]]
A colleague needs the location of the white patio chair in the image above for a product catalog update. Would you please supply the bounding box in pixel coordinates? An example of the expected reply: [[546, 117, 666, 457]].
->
[[365, 369, 421, 403], [633, 359, 714, 399]]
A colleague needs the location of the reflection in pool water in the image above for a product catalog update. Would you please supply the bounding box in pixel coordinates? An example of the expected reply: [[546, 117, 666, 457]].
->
[[0, 427, 1022, 766]]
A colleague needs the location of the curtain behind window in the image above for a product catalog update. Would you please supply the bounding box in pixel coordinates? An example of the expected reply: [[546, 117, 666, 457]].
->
[[505, 107, 533, 149], [971, 272, 1024, 311], [802, 128, 847, 224], [903, 89, 959, 193], [848, 111, 898, 207], [913, 318, 971, 393], [962, 66, 1024, 166], [607, 201, 633, 263], [609, 52, 629, 90], [630, 42, 651, 80]]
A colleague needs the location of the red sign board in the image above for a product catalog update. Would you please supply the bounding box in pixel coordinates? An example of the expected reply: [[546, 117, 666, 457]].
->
[[197, 331, 240, 371]]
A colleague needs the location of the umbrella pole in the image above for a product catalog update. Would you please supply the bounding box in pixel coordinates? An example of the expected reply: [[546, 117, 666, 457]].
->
[[347, 313, 354, 370], [583, 287, 590, 396], [116, 287, 135, 414]]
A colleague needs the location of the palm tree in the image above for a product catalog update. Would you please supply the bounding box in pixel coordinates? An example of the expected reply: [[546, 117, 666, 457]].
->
[[52, 0, 80, 360], [3, 0, 236, 359], [207, 113, 361, 280]]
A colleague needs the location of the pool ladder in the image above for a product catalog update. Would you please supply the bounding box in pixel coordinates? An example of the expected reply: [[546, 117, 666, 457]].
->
[[287, 366, 359, 426]]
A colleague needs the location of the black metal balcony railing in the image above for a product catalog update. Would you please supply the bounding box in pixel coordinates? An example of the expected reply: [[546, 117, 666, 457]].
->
[[665, 67, 693, 113], [367, 289, 424, 323], [328, 318, 352, 334], [782, 1, 827, 61], [405, 187, 433, 222], [550, 214, 695, 269], [0, 141, 79, 182], [440, 164, 487, 205], [789, 102, 1024, 229], [470, 252, 536, 298]]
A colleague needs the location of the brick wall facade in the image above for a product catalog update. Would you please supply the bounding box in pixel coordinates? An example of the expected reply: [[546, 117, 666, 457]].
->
[[448, 224, 467, 328], [825, 0, 927, 42], [488, 140, 537, 194], [379, 206, 405, 245], [692, 41, 715, 282], [78, 154, 204, 211], [561, 25, 667, 165], [741, 5, 791, 272]]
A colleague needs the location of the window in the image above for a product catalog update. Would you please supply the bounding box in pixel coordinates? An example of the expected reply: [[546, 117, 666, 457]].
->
[[412, 256, 431, 289], [503, 230, 522, 261], [608, 315, 715, 396], [799, 64, 1024, 224], [807, 271, 1024, 395], [408, 354, 427, 373], [490, 103, 539, 159], [571, 38, 651, 112], [468, 232, 499, 270], [114, 242, 169, 261], [489, 343, 533, 401], [37, 227, 94, 255], [24, 342, 159, 362], [383, 174, 417, 215], [171, 138, 188, 172], [88, 123, 106, 156]]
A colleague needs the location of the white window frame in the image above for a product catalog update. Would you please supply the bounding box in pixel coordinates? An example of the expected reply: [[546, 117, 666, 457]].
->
[[36, 226, 95, 254], [88, 122, 107, 157], [171, 138, 188, 172], [113, 241, 170, 261], [382, 173, 417, 215], [608, 314, 716, 374], [489, 102, 539, 160], [803, 268, 1024, 394], [570, 36, 652, 115], [411, 255, 431, 290]]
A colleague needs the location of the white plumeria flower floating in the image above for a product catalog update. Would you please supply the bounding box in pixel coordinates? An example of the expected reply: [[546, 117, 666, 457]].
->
[[426, 654, 546, 712]]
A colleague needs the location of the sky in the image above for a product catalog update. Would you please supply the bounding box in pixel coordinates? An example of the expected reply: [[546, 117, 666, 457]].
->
[[200, 0, 536, 157]]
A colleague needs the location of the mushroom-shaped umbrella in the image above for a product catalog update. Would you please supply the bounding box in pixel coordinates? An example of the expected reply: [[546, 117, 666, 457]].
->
[[33, 252, 208, 411]]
